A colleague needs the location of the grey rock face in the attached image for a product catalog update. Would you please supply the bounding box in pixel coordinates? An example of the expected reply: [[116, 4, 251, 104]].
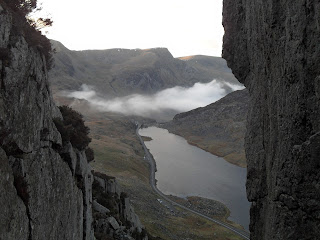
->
[[223, 1, 320, 239], [0, 5, 94, 240], [120, 196, 142, 232], [0, 148, 29, 240], [94, 172, 121, 195]]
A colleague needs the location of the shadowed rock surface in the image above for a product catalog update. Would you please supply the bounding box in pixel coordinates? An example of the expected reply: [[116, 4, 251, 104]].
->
[[223, 1, 320, 239], [162, 89, 249, 167]]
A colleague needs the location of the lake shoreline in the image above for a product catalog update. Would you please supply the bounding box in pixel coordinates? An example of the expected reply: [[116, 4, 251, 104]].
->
[[139, 126, 250, 231]]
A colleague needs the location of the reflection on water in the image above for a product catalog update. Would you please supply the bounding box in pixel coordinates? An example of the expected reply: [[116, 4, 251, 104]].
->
[[139, 126, 250, 230]]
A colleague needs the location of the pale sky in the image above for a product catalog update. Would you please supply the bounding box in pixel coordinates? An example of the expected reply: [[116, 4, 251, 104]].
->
[[38, 0, 224, 57]]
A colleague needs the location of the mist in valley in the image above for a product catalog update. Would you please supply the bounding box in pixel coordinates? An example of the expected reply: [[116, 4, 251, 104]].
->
[[62, 80, 244, 122]]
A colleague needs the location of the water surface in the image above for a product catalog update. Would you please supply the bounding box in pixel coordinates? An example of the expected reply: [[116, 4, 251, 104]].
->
[[139, 126, 250, 230]]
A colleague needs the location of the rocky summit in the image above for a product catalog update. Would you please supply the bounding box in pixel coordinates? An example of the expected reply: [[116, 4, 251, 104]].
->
[[223, 1, 320, 239]]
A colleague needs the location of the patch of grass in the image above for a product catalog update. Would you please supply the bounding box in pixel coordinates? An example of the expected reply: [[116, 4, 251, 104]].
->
[[186, 138, 247, 168], [141, 136, 153, 141]]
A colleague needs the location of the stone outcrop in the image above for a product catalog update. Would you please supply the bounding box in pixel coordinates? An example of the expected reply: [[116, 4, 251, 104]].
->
[[0, 3, 94, 239], [223, 1, 320, 239], [92, 172, 147, 240]]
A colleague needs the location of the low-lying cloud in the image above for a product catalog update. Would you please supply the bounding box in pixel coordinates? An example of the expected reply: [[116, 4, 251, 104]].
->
[[63, 80, 244, 121]]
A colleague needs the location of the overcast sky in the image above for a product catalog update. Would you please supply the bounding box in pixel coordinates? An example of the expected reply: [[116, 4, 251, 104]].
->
[[38, 0, 224, 57]]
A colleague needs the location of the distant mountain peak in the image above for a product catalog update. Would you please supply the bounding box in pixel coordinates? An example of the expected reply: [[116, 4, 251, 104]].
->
[[49, 40, 239, 97], [142, 47, 174, 59]]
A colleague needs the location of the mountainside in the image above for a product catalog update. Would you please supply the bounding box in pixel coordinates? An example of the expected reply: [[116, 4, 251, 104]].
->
[[162, 89, 249, 167], [50, 40, 239, 96], [179, 55, 235, 87], [223, 1, 320, 239]]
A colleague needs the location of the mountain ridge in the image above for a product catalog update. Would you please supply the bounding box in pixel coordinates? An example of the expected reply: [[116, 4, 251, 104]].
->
[[49, 40, 239, 97]]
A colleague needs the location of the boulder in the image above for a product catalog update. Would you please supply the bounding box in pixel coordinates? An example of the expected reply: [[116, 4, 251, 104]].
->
[[93, 200, 110, 215], [107, 217, 120, 230]]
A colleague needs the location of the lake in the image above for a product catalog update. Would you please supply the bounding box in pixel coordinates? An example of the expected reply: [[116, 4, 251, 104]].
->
[[139, 126, 250, 230]]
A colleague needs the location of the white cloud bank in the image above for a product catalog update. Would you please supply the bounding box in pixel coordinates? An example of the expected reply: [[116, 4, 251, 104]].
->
[[64, 80, 244, 121]]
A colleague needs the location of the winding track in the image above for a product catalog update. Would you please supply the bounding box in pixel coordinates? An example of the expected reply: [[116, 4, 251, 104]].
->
[[136, 124, 250, 240]]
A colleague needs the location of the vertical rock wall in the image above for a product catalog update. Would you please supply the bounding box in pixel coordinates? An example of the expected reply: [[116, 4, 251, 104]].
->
[[0, 3, 94, 239], [222, 1, 320, 239]]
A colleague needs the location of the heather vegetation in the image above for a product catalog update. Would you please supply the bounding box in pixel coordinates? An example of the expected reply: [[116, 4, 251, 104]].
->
[[54, 105, 94, 161], [57, 105, 91, 150]]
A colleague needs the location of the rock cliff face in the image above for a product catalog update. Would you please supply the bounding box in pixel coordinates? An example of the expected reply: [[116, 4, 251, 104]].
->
[[223, 1, 320, 239], [0, 3, 94, 239], [0, 3, 147, 240]]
